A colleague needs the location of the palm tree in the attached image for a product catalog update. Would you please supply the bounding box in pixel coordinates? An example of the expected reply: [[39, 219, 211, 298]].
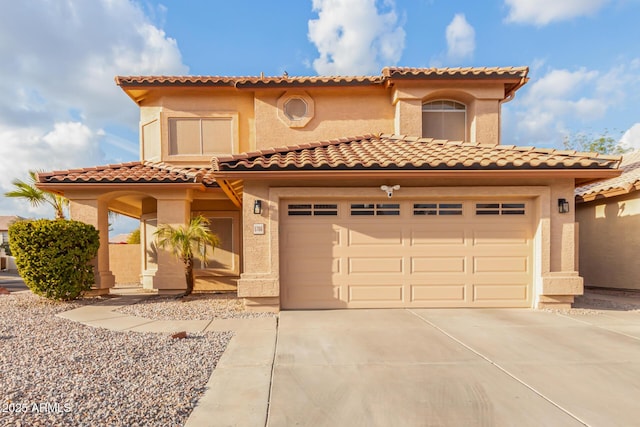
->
[[4, 170, 68, 219], [154, 215, 220, 296]]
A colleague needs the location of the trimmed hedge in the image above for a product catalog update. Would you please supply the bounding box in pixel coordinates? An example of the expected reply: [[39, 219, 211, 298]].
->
[[9, 219, 100, 300]]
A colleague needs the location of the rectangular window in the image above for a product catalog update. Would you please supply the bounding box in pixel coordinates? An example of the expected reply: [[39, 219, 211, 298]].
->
[[414, 203, 463, 216], [351, 203, 400, 216], [288, 203, 338, 216], [476, 202, 526, 216], [169, 117, 233, 155]]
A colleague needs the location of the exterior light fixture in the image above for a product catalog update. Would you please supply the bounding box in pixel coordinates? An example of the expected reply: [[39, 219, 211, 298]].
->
[[558, 198, 570, 214], [253, 200, 262, 215]]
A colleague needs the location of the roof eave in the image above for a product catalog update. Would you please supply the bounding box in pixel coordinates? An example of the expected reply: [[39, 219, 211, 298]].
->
[[212, 168, 622, 181]]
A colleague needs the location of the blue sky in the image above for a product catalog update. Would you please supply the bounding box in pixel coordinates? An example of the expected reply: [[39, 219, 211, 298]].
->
[[1, 0, 639, 232]]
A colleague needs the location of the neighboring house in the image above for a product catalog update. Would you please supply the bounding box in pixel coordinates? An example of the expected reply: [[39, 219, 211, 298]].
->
[[0, 215, 23, 272], [36, 67, 621, 310], [575, 150, 640, 290]]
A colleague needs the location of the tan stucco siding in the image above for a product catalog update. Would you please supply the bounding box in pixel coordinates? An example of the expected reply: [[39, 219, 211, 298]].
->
[[254, 89, 394, 150], [109, 244, 141, 284], [139, 91, 255, 163], [577, 192, 640, 290]]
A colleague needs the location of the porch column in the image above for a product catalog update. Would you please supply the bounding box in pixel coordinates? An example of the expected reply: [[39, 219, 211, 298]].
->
[[69, 198, 115, 295], [149, 197, 191, 294]]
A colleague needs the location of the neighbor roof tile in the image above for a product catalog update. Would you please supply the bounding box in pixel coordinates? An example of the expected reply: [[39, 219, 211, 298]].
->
[[575, 150, 640, 200]]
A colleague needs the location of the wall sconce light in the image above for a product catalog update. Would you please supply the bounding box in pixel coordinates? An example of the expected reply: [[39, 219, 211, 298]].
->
[[558, 198, 570, 214], [253, 200, 262, 215]]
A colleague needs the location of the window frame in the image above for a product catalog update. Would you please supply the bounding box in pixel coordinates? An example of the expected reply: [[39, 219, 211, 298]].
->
[[421, 99, 467, 141], [162, 111, 239, 161]]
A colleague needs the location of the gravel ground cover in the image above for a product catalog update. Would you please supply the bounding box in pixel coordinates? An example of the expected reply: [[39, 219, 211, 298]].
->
[[116, 293, 276, 320], [0, 292, 232, 427], [546, 288, 640, 314]]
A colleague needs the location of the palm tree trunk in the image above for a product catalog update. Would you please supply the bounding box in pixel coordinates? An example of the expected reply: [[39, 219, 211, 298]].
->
[[184, 257, 194, 296]]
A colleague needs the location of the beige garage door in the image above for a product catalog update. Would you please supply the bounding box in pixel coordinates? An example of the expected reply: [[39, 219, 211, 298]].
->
[[280, 199, 533, 309]]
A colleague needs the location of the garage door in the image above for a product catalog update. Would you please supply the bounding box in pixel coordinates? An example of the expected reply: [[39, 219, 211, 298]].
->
[[280, 199, 533, 309]]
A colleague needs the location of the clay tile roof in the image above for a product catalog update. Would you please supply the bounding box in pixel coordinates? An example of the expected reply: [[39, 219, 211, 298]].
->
[[115, 75, 384, 88], [37, 161, 218, 187], [382, 66, 529, 79], [212, 134, 620, 172], [575, 150, 640, 200], [115, 66, 528, 89]]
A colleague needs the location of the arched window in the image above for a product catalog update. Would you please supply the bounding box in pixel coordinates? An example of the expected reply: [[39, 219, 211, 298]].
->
[[422, 100, 466, 140]]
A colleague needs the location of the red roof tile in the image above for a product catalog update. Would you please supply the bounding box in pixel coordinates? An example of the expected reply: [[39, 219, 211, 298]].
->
[[212, 134, 621, 172], [576, 150, 640, 200], [382, 66, 529, 79], [37, 162, 219, 187], [115, 66, 528, 88]]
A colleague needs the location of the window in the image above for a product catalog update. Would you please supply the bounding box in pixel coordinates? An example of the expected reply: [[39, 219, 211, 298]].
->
[[350, 203, 400, 216], [284, 98, 308, 120], [288, 204, 338, 216], [475, 203, 526, 216], [169, 117, 234, 155], [277, 91, 315, 128], [422, 100, 466, 141], [413, 203, 463, 216]]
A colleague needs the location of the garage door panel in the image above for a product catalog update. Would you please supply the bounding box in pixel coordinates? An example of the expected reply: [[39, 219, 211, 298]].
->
[[411, 284, 466, 302], [285, 257, 341, 276], [287, 285, 342, 307], [474, 256, 528, 273], [411, 229, 466, 245], [473, 230, 529, 245], [411, 257, 466, 273], [348, 257, 404, 273], [348, 228, 403, 246], [348, 285, 403, 302], [473, 284, 529, 302]]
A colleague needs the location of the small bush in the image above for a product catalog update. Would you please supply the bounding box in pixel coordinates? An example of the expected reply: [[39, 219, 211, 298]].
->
[[9, 219, 100, 300]]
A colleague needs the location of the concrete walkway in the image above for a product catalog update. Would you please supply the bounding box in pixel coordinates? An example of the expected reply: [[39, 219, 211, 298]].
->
[[56, 293, 277, 427]]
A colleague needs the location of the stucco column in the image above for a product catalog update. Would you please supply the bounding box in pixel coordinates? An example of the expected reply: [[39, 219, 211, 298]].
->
[[237, 181, 279, 311], [69, 198, 115, 295], [149, 196, 191, 294], [538, 182, 583, 309]]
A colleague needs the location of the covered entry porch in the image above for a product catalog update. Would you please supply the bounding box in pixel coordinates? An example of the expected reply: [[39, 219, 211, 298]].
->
[[36, 162, 243, 295]]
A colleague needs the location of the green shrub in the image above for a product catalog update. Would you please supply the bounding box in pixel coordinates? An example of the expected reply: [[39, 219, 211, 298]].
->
[[9, 219, 100, 300]]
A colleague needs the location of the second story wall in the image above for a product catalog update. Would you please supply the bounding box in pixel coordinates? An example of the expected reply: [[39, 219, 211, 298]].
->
[[254, 87, 395, 150]]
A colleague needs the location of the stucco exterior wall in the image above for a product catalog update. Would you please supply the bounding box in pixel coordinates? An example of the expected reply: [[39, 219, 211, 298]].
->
[[109, 244, 141, 284], [576, 192, 640, 290], [391, 82, 505, 144], [254, 88, 395, 150]]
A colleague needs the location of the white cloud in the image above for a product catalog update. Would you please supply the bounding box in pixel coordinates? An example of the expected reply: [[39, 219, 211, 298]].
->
[[502, 62, 640, 147], [0, 0, 188, 218], [446, 14, 475, 62], [504, 0, 611, 25], [621, 123, 640, 151], [308, 0, 406, 75]]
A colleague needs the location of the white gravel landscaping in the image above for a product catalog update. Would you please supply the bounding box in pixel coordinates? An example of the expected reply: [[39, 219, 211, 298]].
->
[[115, 293, 276, 320], [0, 292, 233, 427]]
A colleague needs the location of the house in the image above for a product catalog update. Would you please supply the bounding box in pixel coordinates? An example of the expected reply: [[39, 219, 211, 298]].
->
[[0, 215, 23, 272], [36, 67, 621, 310], [575, 150, 640, 290]]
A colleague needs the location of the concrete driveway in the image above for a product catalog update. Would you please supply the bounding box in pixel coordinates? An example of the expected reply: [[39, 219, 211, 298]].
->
[[269, 308, 640, 427]]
